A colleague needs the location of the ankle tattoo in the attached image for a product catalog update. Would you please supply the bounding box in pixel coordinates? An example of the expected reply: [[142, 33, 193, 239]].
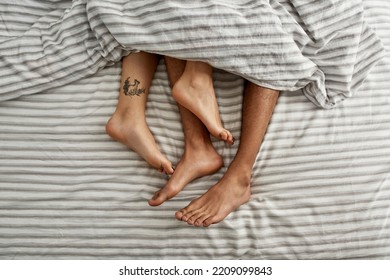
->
[[123, 77, 146, 97]]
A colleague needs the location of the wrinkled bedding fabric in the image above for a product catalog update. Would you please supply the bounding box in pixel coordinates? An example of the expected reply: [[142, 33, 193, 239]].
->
[[0, 0, 385, 108]]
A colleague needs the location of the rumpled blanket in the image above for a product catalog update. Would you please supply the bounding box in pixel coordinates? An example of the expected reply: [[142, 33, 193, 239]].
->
[[0, 0, 385, 108]]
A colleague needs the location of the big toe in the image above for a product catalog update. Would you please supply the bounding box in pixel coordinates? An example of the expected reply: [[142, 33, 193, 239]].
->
[[219, 129, 234, 145], [148, 185, 179, 206], [162, 161, 174, 175], [148, 190, 168, 206], [175, 210, 185, 220], [218, 130, 228, 141]]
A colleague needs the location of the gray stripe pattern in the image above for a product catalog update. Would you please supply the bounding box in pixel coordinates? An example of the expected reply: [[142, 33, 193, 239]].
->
[[0, 0, 385, 108], [1, 0, 390, 259]]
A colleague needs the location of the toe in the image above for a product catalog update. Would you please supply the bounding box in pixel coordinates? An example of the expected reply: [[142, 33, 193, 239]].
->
[[194, 214, 209, 227], [148, 190, 167, 206], [186, 210, 203, 225], [203, 216, 217, 227], [177, 207, 191, 221], [181, 208, 198, 223], [175, 210, 184, 220], [227, 132, 234, 145], [218, 130, 228, 141], [219, 129, 235, 145], [149, 182, 183, 207], [163, 162, 175, 175], [182, 214, 189, 222], [187, 216, 196, 225]]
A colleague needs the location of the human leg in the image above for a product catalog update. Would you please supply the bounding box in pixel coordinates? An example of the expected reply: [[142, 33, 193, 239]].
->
[[176, 82, 279, 226], [172, 61, 234, 145], [148, 57, 224, 206], [106, 52, 174, 174]]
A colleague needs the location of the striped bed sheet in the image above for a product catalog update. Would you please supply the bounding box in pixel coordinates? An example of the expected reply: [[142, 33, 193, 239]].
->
[[0, 0, 389, 259]]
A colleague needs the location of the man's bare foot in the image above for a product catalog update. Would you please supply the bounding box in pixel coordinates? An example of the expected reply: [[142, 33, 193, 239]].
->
[[172, 70, 234, 145], [175, 170, 251, 227], [148, 141, 223, 206], [106, 111, 174, 174]]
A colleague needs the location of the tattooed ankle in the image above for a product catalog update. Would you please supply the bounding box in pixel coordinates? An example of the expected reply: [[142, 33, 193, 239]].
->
[[123, 77, 146, 96]]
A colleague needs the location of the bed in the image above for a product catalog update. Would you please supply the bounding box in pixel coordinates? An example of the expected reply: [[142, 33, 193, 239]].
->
[[0, 0, 389, 259]]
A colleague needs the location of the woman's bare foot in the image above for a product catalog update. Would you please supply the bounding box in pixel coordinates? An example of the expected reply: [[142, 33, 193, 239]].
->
[[175, 169, 251, 227], [106, 111, 174, 175], [172, 64, 234, 145], [148, 139, 223, 206]]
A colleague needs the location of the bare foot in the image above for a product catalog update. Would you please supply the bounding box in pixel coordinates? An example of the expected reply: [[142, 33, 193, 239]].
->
[[172, 69, 234, 145], [106, 112, 174, 174], [175, 171, 251, 227], [148, 142, 223, 206]]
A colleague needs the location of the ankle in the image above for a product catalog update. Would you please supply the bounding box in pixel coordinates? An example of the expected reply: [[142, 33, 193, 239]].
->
[[106, 109, 146, 138], [182, 63, 213, 87], [117, 106, 145, 120], [188, 72, 213, 90], [184, 133, 212, 150], [225, 163, 252, 187]]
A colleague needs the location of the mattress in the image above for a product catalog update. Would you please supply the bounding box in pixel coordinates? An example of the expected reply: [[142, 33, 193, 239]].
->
[[0, 0, 389, 259]]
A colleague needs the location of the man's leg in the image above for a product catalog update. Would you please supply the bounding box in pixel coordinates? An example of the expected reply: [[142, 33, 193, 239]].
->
[[148, 57, 224, 206], [176, 82, 279, 227], [106, 52, 174, 174]]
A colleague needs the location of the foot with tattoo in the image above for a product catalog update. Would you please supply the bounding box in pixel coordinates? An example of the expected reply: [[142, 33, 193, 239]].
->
[[107, 52, 174, 175], [106, 110, 174, 175]]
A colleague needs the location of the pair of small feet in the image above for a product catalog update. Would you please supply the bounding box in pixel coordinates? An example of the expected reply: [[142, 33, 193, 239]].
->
[[106, 63, 232, 174]]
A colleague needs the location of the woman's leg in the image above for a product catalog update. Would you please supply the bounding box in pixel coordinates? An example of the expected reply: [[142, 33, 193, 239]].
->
[[149, 57, 224, 206], [106, 52, 174, 174], [172, 61, 234, 145], [176, 83, 279, 227]]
